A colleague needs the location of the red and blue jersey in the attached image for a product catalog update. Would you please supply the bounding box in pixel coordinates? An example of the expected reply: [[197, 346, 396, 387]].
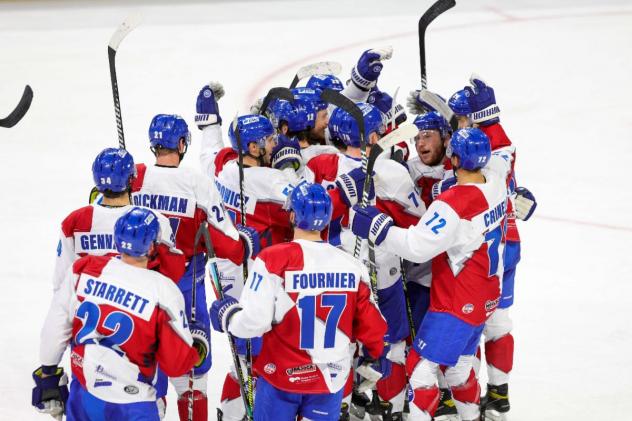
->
[[227, 240, 387, 394], [40, 255, 198, 403]]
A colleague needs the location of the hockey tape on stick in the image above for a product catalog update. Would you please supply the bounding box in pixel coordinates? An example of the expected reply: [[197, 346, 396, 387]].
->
[[259, 87, 294, 116], [0, 85, 33, 128], [109, 13, 142, 51], [419, 0, 456, 88], [290, 61, 342, 88]]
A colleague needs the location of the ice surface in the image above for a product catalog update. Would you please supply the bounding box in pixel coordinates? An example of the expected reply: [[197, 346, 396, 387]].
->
[[1, 0, 631, 419]]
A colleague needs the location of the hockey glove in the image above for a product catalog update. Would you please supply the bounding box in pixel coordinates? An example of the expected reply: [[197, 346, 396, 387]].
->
[[464, 74, 500, 126], [406, 88, 446, 116], [351, 46, 393, 91], [195, 81, 224, 129], [356, 343, 392, 392], [236, 224, 261, 260], [336, 167, 375, 208], [368, 88, 407, 131], [350, 205, 394, 246], [210, 296, 242, 333], [32, 366, 69, 418], [189, 322, 210, 371], [431, 176, 457, 201], [271, 134, 302, 171], [514, 186, 537, 221]]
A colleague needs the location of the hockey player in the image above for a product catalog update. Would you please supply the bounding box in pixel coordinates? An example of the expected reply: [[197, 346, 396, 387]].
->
[[32, 207, 198, 420], [131, 114, 259, 421], [53, 147, 185, 292], [305, 73, 344, 93], [209, 183, 389, 421], [447, 76, 537, 420], [268, 88, 338, 163], [350, 128, 512, 421]]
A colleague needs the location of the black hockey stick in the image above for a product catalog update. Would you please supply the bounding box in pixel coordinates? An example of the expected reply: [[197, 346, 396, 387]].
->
[[0, 85, 33, 128], [108, 15, 140, 149], [258, 87, 294, 116], [288, 61, 342, 89], [195, 222, 254, 420], [321, 89, 383, 302], [419, 0, 456, 89]]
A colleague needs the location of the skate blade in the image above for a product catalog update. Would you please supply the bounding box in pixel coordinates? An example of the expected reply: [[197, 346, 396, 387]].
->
[[483, 409, 507, 421]]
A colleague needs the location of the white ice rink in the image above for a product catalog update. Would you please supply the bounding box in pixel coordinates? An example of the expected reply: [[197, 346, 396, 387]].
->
[[1, 0, 631, 419]]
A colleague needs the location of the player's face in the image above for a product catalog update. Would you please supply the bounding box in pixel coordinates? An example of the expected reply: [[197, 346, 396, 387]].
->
[[457, 115, 472, 129], [263, 134, 278, 164], [310, 109, 328, 141], [415, 129, 446, 166]]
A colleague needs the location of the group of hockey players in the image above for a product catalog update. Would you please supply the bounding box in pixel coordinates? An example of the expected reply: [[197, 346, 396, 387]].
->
[[32, 45, 537, 421]]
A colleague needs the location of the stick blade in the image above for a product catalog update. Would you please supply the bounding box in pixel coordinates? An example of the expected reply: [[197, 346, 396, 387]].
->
[[259, 87, 294, 115], [419, 0, 455, 35], [108, 13, 142, 51], [0, 85, 33, 128], [377, 123, 419, 151], [295, 61, 342, 82]]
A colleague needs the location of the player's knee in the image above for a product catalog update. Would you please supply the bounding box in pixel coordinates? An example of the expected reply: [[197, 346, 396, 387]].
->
[[406, 350, 438, 389], [443, 355, 474, 388], [483, 308, 513, 341]]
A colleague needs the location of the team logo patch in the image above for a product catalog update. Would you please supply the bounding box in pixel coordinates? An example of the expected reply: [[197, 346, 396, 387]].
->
[[389, 267, 398, 276], [407, 384, 414, 403], [462, 303, 474, 314], [264, 363, 276, 374], [124, 385, 139, 395], [286, 364, 316, 376]]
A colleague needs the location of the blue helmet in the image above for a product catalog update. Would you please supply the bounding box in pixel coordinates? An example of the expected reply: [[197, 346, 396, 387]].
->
[[306, 74, 344, 92], [269, 90, 318, 133], [149, 114, 191, 150], [290, 183, 332, 231], [228, 114, 275, 153], [447, 128, 491, 171], [448, 89, 472, 117], [328, 102, 386, 148], [92, 148, 136, 193], [413, 112, 451, 139], [291, 87, 327, 112], [114, 207, 161, 257]]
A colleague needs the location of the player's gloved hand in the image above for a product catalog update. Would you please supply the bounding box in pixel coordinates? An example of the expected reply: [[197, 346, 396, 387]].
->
[[236, 224, 261, 260], [431, 176, 457, 200], [368, 87, 407, 130], [335, 167, 375, 208], [356, 344, 392, 392], [249, 97, 264, 115], [189, 322, 210, 370], [350, 205, 393, 246], [195, 81, 224, 129], [406, 89, 446, 115], [210, 296, 242, 333], [32, 366, 69, 418], [464, 74, 500, 126], [351, 46, 393, 91], [270, 134, 302, 171], [514, 186, 537, 221]]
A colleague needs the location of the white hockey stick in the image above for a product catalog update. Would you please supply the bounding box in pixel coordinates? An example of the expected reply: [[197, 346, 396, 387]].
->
[[419, 89, 454, 122], [289, 61, 342, 88]]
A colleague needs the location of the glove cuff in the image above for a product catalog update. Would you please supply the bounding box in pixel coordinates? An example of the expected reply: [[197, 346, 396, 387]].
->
[[194, 113, 221, 129], [471, 104, 500, 124], [336, 173, 359, 208], [221, 304, 242, 333], [369, 213, 393, 245], [351, 66, 376, 91]]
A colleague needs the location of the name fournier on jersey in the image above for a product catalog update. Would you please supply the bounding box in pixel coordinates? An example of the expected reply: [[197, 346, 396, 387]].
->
[[286, 271, 358, 292]]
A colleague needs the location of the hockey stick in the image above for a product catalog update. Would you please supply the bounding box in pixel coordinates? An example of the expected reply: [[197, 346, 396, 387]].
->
[[0, 85, 33, 128], [188, 220, 204, 421], [419, 0, 455, 89], [196, 222, 254, 420], [258, 86, 294, 117], [289, 61, 342, 89], [108, 14, 141, 149]]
